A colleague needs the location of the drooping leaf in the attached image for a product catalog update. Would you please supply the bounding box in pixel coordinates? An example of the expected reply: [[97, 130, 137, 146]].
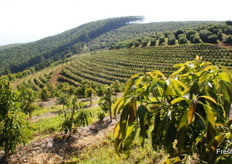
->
[[123, 74, 141, 95], [199, 96, 217, 104], [177, 126, 188, 154], [123, 124, 137, 158], [187, 98, 197, 124], [178, 110, 188, 131], [128, 97, 137, 124], [114, 122, 121, 139], [218, 72, 231, 84], [138, 105, 150, 147], [171, 97, 188, 105], [201, 103, 215, 129], [113, 97, 127, 117]]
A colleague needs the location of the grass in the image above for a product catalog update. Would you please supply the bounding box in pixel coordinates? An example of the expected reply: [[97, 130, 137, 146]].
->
[[31, 115, 64, 136], [67, 132, 166, 164], [29, 98, 103, 137], [31, 105, 62, 117]]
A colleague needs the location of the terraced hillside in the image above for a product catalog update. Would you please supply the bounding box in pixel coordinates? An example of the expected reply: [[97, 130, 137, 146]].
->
[[58, 44, 232, 85], [87, 21, 221, 50], [13, 43, 232, 90]]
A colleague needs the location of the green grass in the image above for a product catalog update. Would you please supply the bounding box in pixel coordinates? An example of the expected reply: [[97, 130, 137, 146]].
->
[[30, 98, 102, 137], [67, 132, 166, 164], [31, 115, 64, 136], [31, 105, 62, 117]]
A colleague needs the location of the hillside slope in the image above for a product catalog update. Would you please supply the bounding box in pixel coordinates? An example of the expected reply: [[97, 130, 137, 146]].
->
[[1, 17, 223, 76], [0, 16, 143, 75], [13, 44, 232, 90]]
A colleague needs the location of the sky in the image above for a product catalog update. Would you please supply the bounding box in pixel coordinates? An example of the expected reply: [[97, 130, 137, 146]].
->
[[0, 0, 231, 46]]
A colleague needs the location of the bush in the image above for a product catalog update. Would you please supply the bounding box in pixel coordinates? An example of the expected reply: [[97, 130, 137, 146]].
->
[[113, 57, 232, 163], [0, 79, 31, 160]]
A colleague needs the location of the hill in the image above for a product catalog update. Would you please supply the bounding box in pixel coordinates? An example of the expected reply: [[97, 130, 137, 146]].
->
[[0, 16, 226, 75], [0, 43, 22, 51], [12, 43, 232, 90], [0, 16, 143, 75]]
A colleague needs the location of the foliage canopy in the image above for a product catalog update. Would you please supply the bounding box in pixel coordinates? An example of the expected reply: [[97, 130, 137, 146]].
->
[[113, 57, 232, 163]]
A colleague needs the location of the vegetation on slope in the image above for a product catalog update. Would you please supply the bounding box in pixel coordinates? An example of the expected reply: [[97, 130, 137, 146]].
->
[[0, 17, 227, 76], [0, 16, 143, 75]]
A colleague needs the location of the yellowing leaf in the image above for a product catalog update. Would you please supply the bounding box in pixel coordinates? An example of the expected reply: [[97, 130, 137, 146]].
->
[[152, 70, 166, 78], [199, 96, 217, 104], [114, 122, 121, 138], [171, 97, 187, 105], [187, 99, 197, 124], [124, 74, 141, 94], [112, 97, 125, 117], [196, 55, 200, 60], [128, 97, 137, 123]]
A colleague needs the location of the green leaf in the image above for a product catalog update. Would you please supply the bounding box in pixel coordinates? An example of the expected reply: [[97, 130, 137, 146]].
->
[[178, 110, 188, 131], [112, 97, 127, 117], [218, 72, 231, 84], [123, 74, 141, 95], [177, 126, 188, 153], [124, 124, 137, 158], [138, 105, 149, 147], [150, 70, 166, 78], [201, 103, 215, 129]]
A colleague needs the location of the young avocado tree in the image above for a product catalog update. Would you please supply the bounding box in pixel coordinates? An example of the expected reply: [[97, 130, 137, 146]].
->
[[113, 56, 232, 163], [18, 87, 37, 117], [61, 96, 91, 136], [0, 79, 31, 161], [84, 85, 97, 107], [99, 86, 116, 122]]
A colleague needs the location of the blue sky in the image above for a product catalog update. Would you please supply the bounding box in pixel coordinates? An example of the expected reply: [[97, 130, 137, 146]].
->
[[0, 0, 231, 45]]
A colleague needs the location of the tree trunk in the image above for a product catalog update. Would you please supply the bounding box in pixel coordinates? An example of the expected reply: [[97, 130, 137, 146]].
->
[[90, 93, 93, 107], [107, 88, 112, 122], [69, 107, 75, 136]]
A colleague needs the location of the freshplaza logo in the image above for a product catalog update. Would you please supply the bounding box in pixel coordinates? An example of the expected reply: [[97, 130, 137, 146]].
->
[[216, 148, 232, 155]]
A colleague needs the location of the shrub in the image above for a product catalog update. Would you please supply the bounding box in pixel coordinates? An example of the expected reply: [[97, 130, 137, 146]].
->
[[113, 57, 232, 163]]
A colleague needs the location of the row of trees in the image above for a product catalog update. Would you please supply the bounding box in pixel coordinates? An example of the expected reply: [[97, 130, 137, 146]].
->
[[113, 23, 232, 49], [0, 78, 124, 162]]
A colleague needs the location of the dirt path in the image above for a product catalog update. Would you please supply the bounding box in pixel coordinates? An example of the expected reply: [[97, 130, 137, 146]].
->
[[217, 43, 232, 51], [5, 118, 117, 164], [50, 67, 63, 86]]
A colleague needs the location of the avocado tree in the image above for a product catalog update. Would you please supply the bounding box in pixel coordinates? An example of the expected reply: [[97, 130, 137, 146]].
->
[[99, 87, 116, 122], [85, 85, 97, 107], [61, 96, 91, 136], [113, 56, 232, 163], [19, 87, 37, 117], [0, 79, 31, 161]]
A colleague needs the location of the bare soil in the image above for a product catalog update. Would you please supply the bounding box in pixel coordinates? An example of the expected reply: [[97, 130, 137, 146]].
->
[[217, 43, 232, 51], [3, 118, 117, 164]]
